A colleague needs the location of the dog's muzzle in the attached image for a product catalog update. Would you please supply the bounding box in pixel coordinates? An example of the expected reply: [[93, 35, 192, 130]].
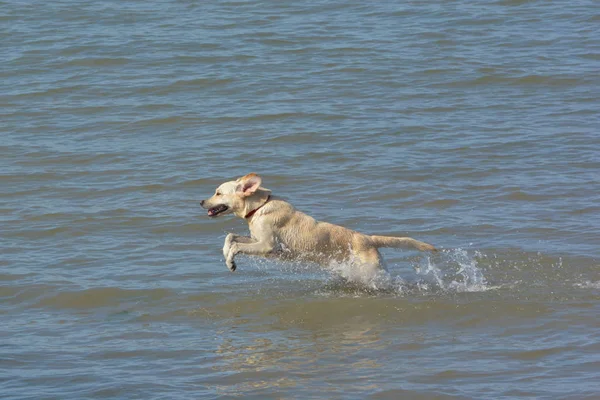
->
[[207, 204, 228, 217]]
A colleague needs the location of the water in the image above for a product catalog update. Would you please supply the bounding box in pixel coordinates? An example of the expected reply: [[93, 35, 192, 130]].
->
[[2, 0, 600, 398]]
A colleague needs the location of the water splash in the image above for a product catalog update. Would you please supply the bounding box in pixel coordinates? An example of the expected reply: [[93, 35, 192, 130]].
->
[[326, 254, 398, 291], [323, 248, 492, 295], [414, 248, 490, 293], [240, 248, 493, 295]]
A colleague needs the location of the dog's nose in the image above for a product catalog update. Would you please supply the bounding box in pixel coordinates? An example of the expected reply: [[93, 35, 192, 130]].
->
[[200, 200, 205, 207]]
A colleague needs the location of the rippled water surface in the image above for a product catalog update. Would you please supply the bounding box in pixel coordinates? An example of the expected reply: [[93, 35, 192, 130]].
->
[[2, 0, 600, 399]]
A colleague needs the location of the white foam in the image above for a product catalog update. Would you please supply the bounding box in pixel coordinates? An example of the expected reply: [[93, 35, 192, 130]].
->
[[574, 280, 600, 289]]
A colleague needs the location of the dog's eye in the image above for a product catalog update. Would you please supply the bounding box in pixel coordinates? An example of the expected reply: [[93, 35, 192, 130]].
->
[[216, 192, 221, 196]]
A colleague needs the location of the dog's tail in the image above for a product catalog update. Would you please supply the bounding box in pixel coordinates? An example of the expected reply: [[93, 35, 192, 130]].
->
[[370, 235, 437, 252]]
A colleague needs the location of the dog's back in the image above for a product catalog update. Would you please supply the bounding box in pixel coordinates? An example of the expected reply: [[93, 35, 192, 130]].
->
[[248, 197, 433, 265]]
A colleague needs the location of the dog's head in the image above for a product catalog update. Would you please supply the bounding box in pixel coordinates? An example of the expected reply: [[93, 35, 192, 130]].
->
[[200, 173, 266, 218]]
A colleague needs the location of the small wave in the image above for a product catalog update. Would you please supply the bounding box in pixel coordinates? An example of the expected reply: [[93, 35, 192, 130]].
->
[[135, 78, 235, 95], [35, 287, 173, 309], [435, 74, 585, 88], [63, 56, 132, 67]]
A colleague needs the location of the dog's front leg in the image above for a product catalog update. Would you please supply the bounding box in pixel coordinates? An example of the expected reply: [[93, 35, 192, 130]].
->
[[223, 234, 255, 259], [226, 240, 275, 272], [223, 234, 256, 271]]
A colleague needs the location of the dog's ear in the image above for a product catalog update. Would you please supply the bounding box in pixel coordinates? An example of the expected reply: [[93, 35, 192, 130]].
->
[[237, 173, 262, 197]]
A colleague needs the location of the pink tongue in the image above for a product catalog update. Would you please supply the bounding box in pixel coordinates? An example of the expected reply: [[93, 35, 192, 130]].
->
[[208, 210, 214, 216]]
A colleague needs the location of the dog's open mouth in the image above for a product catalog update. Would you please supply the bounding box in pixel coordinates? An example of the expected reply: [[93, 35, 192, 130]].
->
[[207, 204, 228, 217]]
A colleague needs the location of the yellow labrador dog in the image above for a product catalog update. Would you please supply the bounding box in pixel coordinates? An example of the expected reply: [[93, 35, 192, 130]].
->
[[201, 173, 436, 276]]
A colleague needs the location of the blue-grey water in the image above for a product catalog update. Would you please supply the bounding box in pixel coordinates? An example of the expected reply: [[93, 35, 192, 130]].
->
[[2, 1, 600, 399]]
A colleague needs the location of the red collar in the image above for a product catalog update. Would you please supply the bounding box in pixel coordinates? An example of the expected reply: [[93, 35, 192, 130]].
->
[[244, 195, 271, 219]]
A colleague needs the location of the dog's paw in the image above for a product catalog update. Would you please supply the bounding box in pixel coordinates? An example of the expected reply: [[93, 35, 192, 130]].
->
[[226, 259, 237, 272]]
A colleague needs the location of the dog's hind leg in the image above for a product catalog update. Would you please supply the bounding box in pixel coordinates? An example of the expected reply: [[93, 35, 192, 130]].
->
[[349, 246, 388, 285]]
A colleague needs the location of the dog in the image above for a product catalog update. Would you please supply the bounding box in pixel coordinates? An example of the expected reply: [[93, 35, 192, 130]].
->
[[200, 173, 436, 278]]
